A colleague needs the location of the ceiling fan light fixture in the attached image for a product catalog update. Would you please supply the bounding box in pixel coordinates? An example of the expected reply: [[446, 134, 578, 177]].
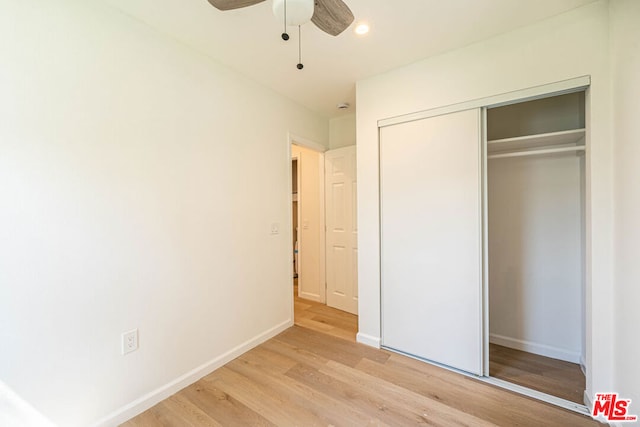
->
[[272, 0, 314, 26], [355, 23, 369, 35]]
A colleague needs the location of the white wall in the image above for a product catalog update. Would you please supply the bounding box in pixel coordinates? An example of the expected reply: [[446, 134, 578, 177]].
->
[[488, 152, 584, 363], [356, 0, 612, 399], [610, 0, 640, 412], [329, 114, 356, 149], [291, 144, 325, 303], [0, 1, 328, 426], [0, 380, 55, 427]]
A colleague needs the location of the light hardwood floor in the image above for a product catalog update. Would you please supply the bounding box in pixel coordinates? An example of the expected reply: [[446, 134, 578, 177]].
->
[[123, 285, 598, 426], [490, 344, 586, 404], [293, 283, 357, 342]]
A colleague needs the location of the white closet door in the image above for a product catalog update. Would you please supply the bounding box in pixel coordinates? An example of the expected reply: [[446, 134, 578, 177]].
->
[[380, 108, 483, 375]]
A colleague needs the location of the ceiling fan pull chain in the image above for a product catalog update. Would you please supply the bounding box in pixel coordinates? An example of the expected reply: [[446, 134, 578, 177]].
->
[[281, 0, 290, 40], [297, 25, 304, 70]]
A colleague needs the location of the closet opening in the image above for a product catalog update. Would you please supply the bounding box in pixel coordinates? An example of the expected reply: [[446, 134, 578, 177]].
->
[[485, 91, 586, 405]]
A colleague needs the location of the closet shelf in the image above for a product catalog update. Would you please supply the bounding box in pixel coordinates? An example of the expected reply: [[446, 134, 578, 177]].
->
[[487, 128, 586, 154], [488, 145, 585, 159]]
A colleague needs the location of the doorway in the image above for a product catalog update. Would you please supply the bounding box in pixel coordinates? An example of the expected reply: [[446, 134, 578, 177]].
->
[[291, 143, 325, 303], [290, 142, 359, 340], [290, 141, 359, 319], [292, 158, 299, 284]]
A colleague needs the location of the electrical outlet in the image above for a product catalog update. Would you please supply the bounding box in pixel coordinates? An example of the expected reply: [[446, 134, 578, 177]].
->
[[121, 329, 138, 355]]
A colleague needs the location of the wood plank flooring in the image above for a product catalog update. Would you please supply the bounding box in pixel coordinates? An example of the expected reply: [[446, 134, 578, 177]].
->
[[123, 285, 598, 426], [293, 283, 357, 342], [489, 343, 586, 404]]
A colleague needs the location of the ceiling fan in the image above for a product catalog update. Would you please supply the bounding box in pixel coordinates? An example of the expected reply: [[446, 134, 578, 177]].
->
[[206, 0, 355, 69]]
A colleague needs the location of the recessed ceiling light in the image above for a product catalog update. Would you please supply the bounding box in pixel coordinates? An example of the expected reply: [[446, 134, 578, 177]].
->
[[355, 23, 370, 35]]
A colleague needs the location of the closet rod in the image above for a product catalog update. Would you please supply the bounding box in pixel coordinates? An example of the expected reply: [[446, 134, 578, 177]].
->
[[488, 146, 585, 160]]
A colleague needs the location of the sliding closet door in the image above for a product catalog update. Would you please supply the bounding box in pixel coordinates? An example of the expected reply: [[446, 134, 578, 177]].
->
[[380, 108, 483, 375]]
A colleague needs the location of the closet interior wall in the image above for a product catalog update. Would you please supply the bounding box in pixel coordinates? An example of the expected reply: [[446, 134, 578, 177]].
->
[[487, 92, 586, 366]]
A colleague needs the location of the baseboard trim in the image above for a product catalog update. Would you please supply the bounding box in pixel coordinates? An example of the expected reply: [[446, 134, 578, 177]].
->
[[356, 333, 381, 348], [92, 319, 294, 427], [489, 333, 580, 363]]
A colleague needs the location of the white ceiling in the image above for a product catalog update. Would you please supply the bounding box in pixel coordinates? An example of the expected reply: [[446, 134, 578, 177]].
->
[[102, 0, 597, 119]]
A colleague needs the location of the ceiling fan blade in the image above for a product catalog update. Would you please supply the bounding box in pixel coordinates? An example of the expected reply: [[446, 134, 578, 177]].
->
[[311, 0, 354, 36], [206, 0, 266, 11]]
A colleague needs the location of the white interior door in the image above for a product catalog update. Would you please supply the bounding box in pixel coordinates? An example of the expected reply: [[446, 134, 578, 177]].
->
[[380, 108, 483, 375], [325, 146, 358, 314]]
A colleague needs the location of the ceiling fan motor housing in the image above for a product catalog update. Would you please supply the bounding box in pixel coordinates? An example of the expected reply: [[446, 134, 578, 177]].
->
[[272, 0, 315, 26]]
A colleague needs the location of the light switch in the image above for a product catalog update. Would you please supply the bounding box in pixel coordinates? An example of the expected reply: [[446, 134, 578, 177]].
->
[[271, 223, 280, 235]]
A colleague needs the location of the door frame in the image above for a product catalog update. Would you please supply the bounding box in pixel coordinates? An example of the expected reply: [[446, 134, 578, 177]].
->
[[288, 133, 326, 304]]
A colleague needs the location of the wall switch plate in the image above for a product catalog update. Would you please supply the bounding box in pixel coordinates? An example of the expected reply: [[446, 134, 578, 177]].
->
[[271, 223, 280, 235], [121, 329, 138, 355]]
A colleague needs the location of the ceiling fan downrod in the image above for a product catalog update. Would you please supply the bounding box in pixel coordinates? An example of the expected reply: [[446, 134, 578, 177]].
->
[[281, 0, 289, 40], [297, 25, 304, 70]]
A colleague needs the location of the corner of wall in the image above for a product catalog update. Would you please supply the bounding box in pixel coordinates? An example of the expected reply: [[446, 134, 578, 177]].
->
[[329, 113, 357, 150]]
